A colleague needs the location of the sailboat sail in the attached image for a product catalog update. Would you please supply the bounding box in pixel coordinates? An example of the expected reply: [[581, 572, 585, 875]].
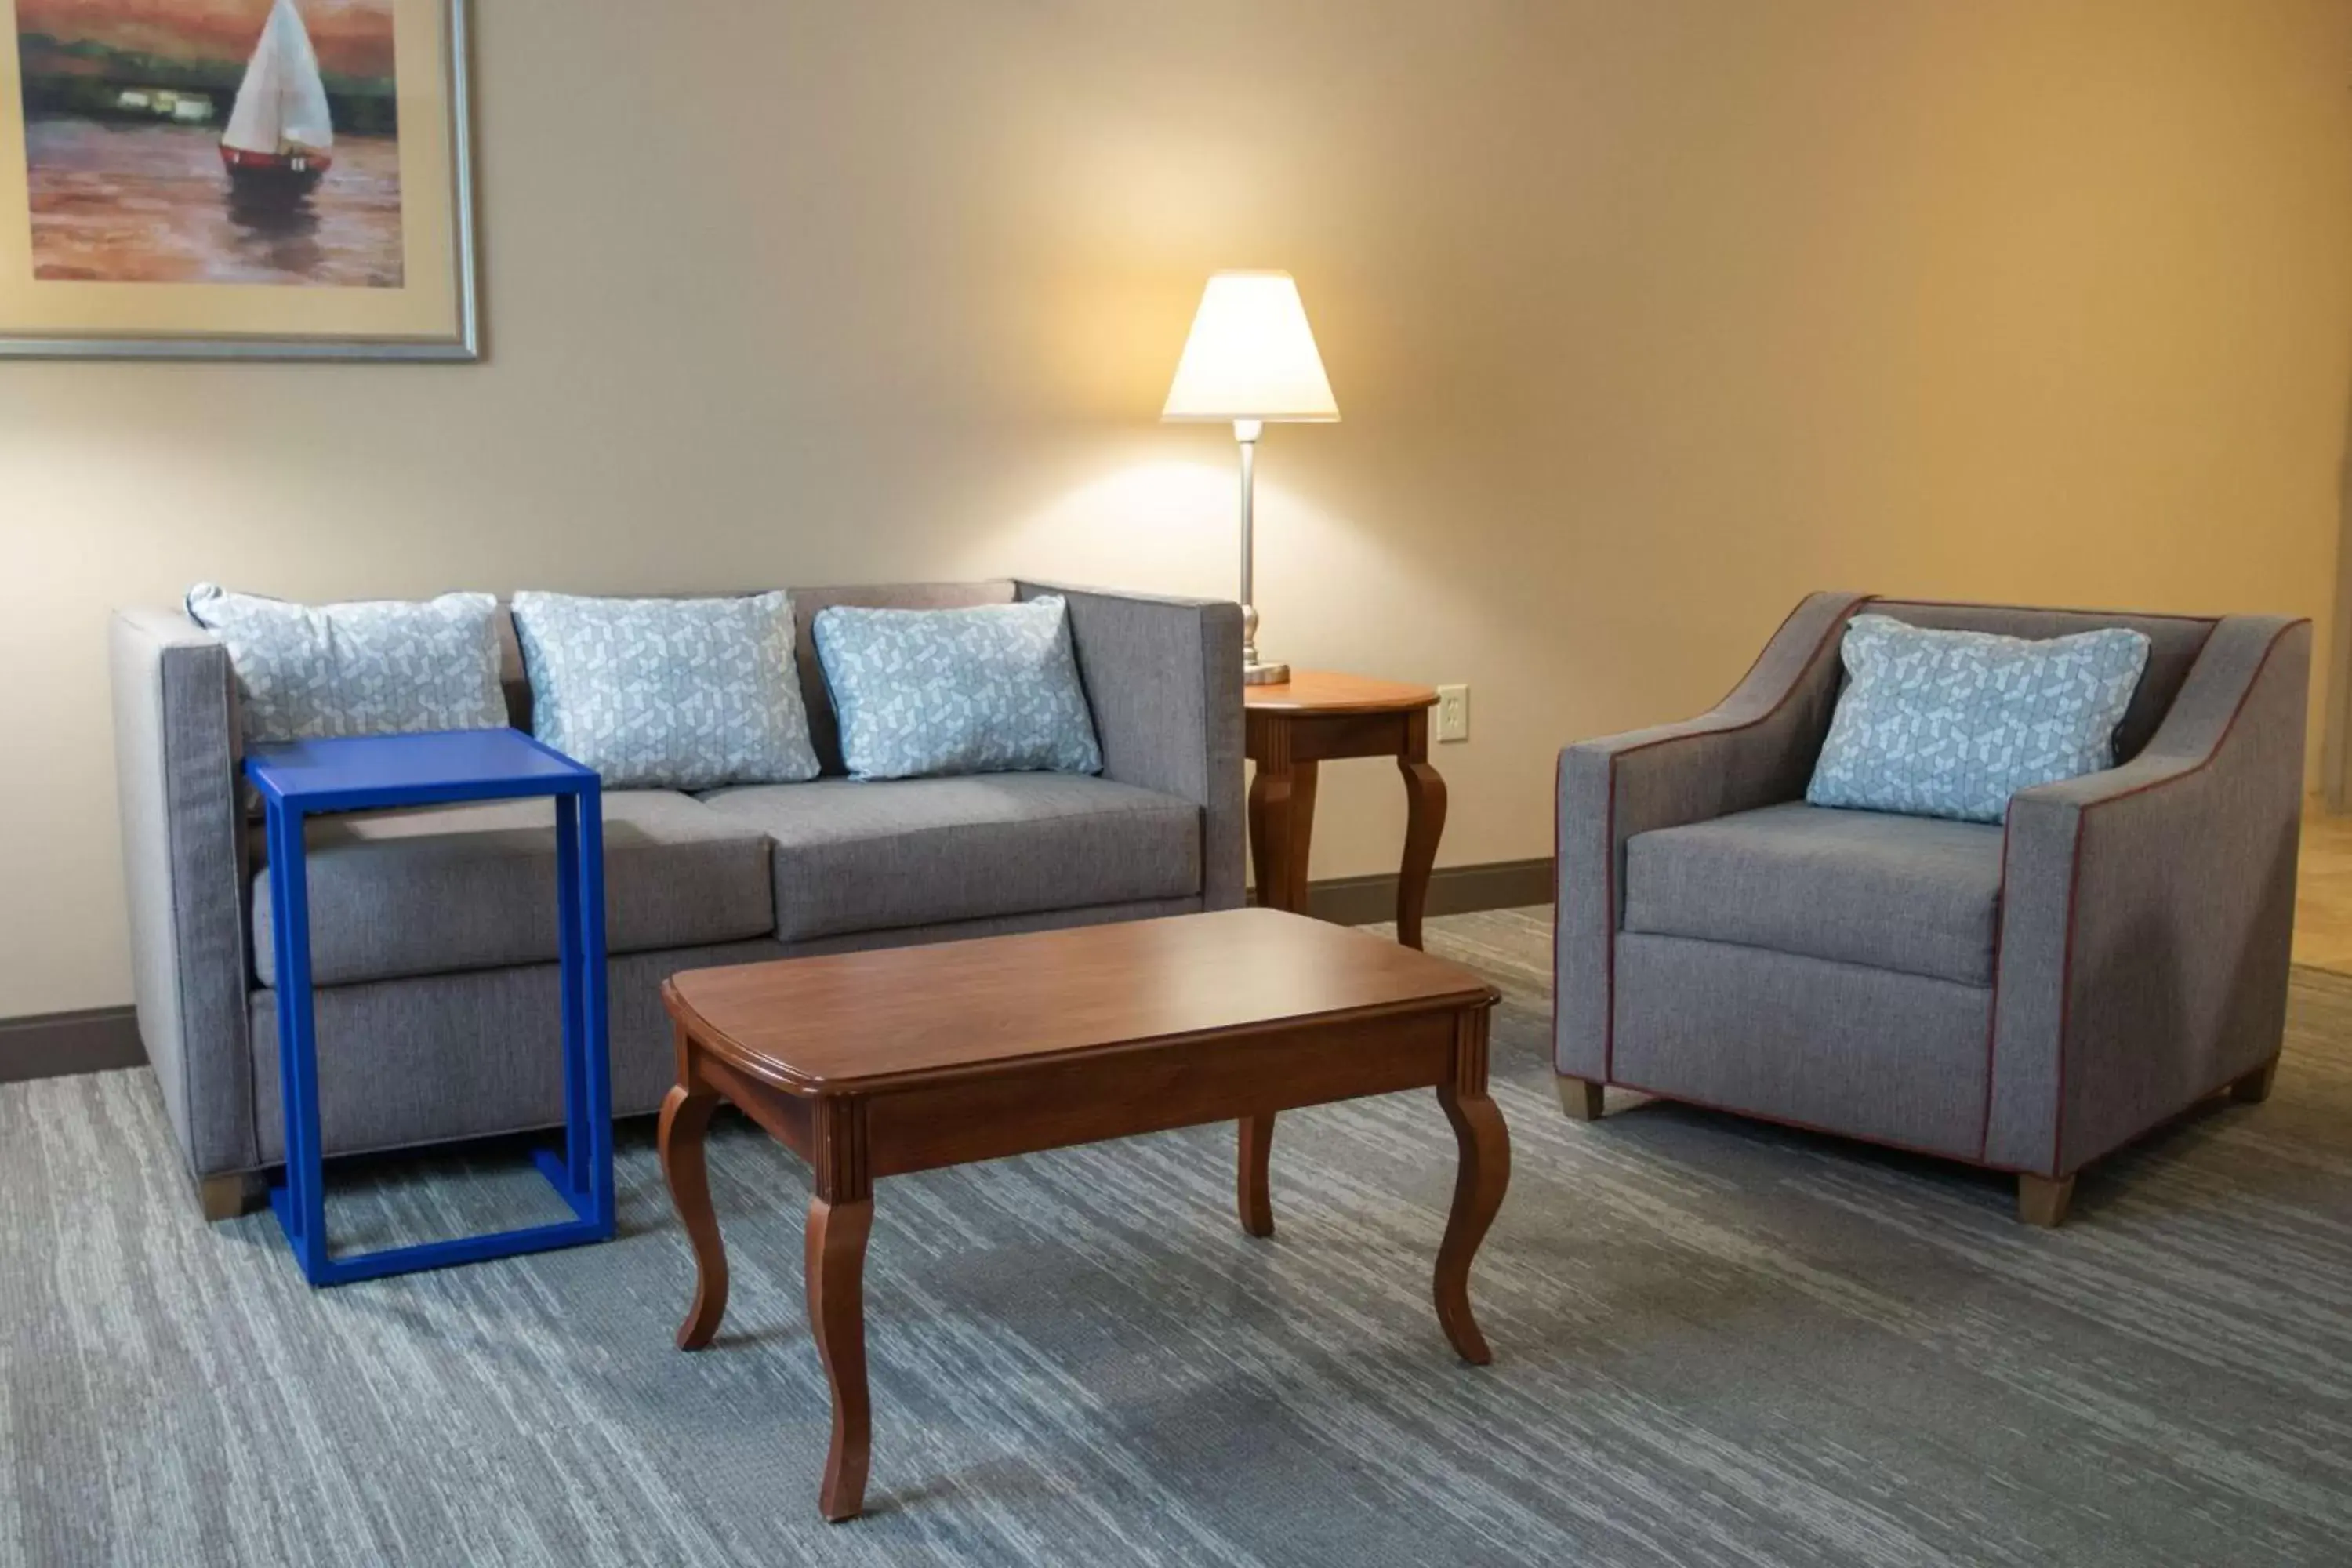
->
[[222, 0, 335, 157]]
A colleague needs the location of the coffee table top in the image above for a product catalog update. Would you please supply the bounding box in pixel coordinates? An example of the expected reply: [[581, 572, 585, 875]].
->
[[663, 908, 1497, 1094]]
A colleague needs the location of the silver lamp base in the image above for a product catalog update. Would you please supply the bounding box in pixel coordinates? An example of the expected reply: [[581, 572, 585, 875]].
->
[[1240, 602, 1288, 686]]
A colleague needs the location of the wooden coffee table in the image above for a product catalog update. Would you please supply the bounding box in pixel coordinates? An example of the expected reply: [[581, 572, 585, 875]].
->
[[657, 907, 1508, 1522]]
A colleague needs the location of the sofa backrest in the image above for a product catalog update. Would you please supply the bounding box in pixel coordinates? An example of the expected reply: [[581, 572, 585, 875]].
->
[[492, 580, 1020, 777], [1865, 599, 2217, 764]]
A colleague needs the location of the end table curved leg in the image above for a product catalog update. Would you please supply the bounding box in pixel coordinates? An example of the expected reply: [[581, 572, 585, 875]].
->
[[1434, 1085, 1509, 1365], [1248, 768, 1276, 908], [807, 1193, 875, 1523], [659, 1085, 729, 1351], [1397, 756, 1448, 950], [1238, 1115, 1276, 1238], [1251, 762, 1318, 913], [1281, 761, 1320, 913]]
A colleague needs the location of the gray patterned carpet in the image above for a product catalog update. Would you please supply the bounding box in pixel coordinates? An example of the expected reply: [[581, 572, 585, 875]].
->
[[5, 908, 2352, 1566]]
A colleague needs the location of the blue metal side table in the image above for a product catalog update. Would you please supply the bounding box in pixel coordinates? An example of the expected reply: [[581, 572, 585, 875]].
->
[[245, 729, 616, 1287]]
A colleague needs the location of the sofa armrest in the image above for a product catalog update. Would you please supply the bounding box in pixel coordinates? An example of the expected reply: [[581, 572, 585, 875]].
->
[[1984, 615, 2310, 1176], [1018, 581, 1247, 909], [109, 609, 256, 1178], [1554, 591, 1868, 1078]]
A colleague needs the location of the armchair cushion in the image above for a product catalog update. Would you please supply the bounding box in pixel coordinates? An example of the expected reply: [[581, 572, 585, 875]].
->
[[1624, 802, 2005, 985], [1808, 614, 2151, 823]]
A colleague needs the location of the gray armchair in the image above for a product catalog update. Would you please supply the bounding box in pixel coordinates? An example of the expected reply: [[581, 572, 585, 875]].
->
[[1555, 593, 2310, 1224]]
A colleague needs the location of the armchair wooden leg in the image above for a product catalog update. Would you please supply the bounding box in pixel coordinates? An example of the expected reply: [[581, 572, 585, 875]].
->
[[1555, 1076, 1606, 1122], [2016, 1173, 2074, 1228], [2229, 1056, 2279, 1105], [197, 1171, 262, 1222]]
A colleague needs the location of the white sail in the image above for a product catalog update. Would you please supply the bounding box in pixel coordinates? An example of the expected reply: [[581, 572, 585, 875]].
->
[[222, 0, 335, 156]]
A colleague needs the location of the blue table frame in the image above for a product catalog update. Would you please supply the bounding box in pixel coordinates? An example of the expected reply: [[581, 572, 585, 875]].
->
[[245, 729, 616, 1287]]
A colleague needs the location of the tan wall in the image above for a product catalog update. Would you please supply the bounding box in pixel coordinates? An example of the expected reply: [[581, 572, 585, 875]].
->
[[2, 0, 2348, 1018]]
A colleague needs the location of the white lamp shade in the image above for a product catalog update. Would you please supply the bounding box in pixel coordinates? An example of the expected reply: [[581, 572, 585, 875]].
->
[[1161, 270, 1341, 423]]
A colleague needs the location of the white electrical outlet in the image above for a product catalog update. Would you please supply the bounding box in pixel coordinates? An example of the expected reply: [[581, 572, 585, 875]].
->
[[1435, 684, 1470, 743]]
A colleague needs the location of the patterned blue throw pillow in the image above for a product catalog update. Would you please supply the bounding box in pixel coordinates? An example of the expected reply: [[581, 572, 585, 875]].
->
[[185, 583, 506, 746], [1808, 615, 2151, 824], [814, 597, 1104, 781], [510, 591, 820, 790]]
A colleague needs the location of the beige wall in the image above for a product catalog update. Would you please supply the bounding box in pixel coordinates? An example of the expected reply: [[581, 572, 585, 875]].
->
[[2, 0, 2348, 1018]]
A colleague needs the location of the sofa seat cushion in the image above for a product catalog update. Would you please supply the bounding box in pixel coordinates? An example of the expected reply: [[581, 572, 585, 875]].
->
[[1624, 802, 2004, 985], [253, 791, 774, 987], [699, 774, 1201, 942]]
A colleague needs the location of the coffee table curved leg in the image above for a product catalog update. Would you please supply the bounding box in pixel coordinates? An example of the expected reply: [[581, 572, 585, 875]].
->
[[659, 1085, 729, 1351], [808, 1192, 875, 1523], [1238, 1115, 1276, 1238], [1434, 1084, 1509, 1365]]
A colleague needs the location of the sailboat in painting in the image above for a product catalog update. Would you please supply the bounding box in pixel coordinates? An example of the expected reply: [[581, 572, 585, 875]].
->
[[219, 0, 336, 198]]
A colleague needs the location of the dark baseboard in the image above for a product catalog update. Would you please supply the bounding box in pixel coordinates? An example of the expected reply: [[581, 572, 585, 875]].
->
[[0, 1006, 144, 1085], [1305, 857, 1555, 927], [0, 859, 1555, 1085]]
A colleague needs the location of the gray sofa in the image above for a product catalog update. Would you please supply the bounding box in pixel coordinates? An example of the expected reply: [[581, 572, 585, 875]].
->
[[111, 580, 1244, 1218], [1556, 593, 2310, 1225]]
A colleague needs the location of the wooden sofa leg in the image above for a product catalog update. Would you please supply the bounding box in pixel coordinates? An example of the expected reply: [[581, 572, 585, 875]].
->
[[1555, 1076, 1606, 1121], [2016, 1173, 2074, 1228], [197, 1172, 262, 1222], [2229, 1056, 2280, 1105]]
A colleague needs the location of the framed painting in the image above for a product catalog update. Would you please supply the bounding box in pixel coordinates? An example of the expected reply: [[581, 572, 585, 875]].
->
[[0, 0, 475, 359]]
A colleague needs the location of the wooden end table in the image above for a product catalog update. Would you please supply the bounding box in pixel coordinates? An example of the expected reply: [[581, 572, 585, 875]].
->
[[658, 907, 1507, 1522], [1246, 671, 1447, 948]]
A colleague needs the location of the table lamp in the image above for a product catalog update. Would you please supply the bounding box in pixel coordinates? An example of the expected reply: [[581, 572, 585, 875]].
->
[[1162, 270, 1340, 685]]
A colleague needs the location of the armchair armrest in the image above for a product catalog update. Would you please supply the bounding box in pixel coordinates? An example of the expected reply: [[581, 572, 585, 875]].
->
[[109, 609, 256, 1179], [1018, 581, 1247, 909], [1554, 591, 1868, 1078], [1984, 615, 2310, 1175]]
